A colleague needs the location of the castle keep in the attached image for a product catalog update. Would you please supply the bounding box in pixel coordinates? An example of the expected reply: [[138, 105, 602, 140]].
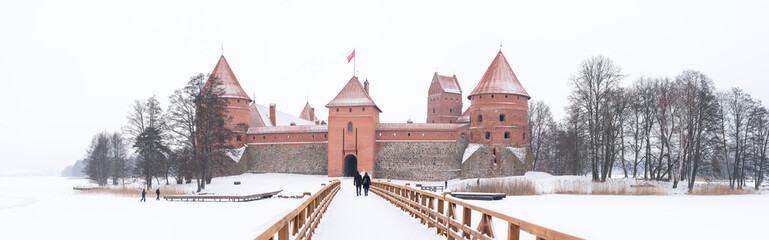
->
[[206, 51, 533, 181]]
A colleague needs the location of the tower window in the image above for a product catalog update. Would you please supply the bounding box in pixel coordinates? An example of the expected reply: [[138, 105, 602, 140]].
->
[[449, 120, 452, 123], [263, 136, 266, 139], [478, 115, 483, 122], [362, 107, 365, 111], [491, 95, 494, 98], [523, 132, 526, 140], [505, 95, 508, 98], [348, 122, 353, 132], [236, 136, 241, 142], [252, 136, 255, 140], [504, 132, 511, 139], [449, 108, 453, 113], [432, 120, 435, 123], [433, 108, 435, 113], [408, 133, 411, 136], [485, 132, 490, 140], [499, 114, 505, 122], [349, 108, 352, 112], [336, 108, 339, 112]]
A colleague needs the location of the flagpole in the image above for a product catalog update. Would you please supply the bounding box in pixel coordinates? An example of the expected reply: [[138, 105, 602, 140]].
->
[[354, 48, 356, 77]]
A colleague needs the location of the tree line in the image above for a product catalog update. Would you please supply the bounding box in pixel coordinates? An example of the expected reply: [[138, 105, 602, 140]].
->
[[82, 74, 238, 191], [529, 55, 769, 192]]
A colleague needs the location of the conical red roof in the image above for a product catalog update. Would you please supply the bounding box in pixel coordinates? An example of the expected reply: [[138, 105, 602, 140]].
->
[[468, 52, 529, 99], [325, 76, 381, 112], [204, 56, 251, 100], [299, 102, 318, 122]]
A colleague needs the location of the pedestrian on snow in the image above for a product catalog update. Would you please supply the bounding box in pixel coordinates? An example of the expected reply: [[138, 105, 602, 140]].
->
[[156, 188, 160, 200], [140, 189, 146, 202], [362, 172, 371, 196], [353, 170, 363, 196]]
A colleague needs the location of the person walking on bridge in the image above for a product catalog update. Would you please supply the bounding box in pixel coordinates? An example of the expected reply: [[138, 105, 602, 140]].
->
[[362, 172, 371, 196], [353, 171, 363, 196]]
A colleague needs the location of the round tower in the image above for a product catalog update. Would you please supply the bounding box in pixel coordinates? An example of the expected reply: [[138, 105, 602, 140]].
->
[[467, 52, 530, 146], [203, 55, 252, 147]]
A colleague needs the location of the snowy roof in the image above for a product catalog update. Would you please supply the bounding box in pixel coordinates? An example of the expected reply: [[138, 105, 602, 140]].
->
[[325, 76, 381, 112], [204, 56, 252, 100], [376, 123, 465, 131], [249, 103, 315, 128], [456, 108, 471, 123], [298, 102, 318, 122], [433, 73, 462, 94], [468, 52, 529, 99], [247, 125, 328, 134]]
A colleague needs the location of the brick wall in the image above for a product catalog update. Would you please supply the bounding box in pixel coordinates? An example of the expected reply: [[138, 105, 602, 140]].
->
[[460, 144, 532, 179], [374, 138, 469, 181], [241, 144, 328, 175]]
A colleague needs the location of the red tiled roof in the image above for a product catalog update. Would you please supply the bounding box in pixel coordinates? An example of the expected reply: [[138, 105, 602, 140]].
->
[[325, 76, 381, 112], [204, 56, 251, 100], [299, 102, 318, 122], [249, 103, 267, 128], [456, 108, 471, 123], [376, 123, 466, 131], [434, 73, 462, 94], [468, 52, 529, 99]]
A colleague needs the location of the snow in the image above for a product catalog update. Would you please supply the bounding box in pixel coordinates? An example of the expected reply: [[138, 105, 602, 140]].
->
[[311, 178, 444, 240], [506, 146, 527, 164], [225, 145, 247, 163], [462, 143, 483, 163], [0, 174, 331, 240]]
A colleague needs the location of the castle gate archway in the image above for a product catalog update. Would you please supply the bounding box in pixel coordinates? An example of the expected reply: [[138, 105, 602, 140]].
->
[[344, 155, 358, 177]]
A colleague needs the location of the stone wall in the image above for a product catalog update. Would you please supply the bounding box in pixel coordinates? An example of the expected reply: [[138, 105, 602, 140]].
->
[[374, 138, 469, 181], [240, 144, 328, 175], [460, 144, 532, 179]]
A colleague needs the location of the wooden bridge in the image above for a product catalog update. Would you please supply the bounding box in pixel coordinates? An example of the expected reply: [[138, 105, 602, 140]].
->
[[255, 179, 584, 240]]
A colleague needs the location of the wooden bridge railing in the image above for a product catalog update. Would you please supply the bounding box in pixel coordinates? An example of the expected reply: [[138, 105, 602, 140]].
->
[[370, 181, 585, 240], [255, 180, 341, 240]]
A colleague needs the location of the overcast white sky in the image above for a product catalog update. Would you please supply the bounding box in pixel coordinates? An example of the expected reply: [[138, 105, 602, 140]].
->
[[1, 0, 767, 175]]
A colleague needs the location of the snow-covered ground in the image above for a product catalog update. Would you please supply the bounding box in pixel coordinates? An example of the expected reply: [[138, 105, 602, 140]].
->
[[0, 174, 331, 240], [1, 173, 765, 240]]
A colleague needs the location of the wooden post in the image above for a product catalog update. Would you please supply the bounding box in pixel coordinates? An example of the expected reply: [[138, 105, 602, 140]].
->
[[508, 223, 520, 240], [462, 207, 471, 239], [476, 213, 494, 238], [278, 224, 289, 240]]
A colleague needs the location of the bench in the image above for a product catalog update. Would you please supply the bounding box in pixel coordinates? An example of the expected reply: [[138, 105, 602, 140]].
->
[[450, 192, 506, 201], [420, 185, 445, 192], [164, 190, 282, 202]]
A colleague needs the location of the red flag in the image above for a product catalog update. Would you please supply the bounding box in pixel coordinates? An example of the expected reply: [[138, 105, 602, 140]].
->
[[347, 49, 355, 63]]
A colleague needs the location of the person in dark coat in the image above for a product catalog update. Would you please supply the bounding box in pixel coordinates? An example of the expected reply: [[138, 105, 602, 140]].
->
[[362, 172, 371, 196], [353, 171, 362, 196], [140, 189, 146, 202], [155, 188, 160, 200]]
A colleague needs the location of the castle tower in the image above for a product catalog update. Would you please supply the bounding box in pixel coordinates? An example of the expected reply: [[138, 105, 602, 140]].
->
[[467, 52, 529, 146], [426, 73, 463, 123], [325, 76, 381, 177], [203, 55, 252, 147]]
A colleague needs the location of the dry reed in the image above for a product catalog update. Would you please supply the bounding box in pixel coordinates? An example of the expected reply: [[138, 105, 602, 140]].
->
[[692, 184, 756, 195], [452, 178, 538, 195], [77, 185, 190, 197], [554, 179, 665, 195]]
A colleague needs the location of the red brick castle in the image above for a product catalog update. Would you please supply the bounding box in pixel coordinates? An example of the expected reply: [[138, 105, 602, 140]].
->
[[205, 51, 532, 181]]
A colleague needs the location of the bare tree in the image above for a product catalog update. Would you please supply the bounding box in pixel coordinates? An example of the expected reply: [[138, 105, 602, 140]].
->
[[167, 74, 207, 183], [194, 76, 234, 191], [568, 55, 624, 181], [724, 88, 756, 189], [108, 132, 129, 185], [528, 100, 555, 171], [84, 132, 111, 186]]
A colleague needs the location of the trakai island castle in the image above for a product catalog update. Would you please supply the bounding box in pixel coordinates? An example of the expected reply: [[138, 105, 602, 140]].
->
[[205, 51, 533, 181]]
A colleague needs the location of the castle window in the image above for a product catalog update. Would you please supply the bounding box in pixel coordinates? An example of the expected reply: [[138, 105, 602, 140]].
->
[[504, 132, 511, 139], [336, 108, 339, 112], [449, 108, 453, 113], [517, 96, 520, 99], [236, 136, 241, 142], [492, 148, 496, 155], [263, 136, 266, 139], [477, 115, 483, 122], [523, 132, 526, 140], [485, 132, 490, 140], [505, 95, 508, 98], [324, 134, 327, 138], [348, 122, 353, 132], [433, 108, 435, 113], [432, 120, 435, 123], [349, 108, 352, 112], [491, 95, 494, 98], [499, 114, 505, 122], [274, 136, 277, 139], [449, 120, 452, 123], [445, 97, 447, 100], [362, 107, 365, 111], [312, 134, 315, 138], [408, 133, 411, 136], [252, 136, 255, 140]]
